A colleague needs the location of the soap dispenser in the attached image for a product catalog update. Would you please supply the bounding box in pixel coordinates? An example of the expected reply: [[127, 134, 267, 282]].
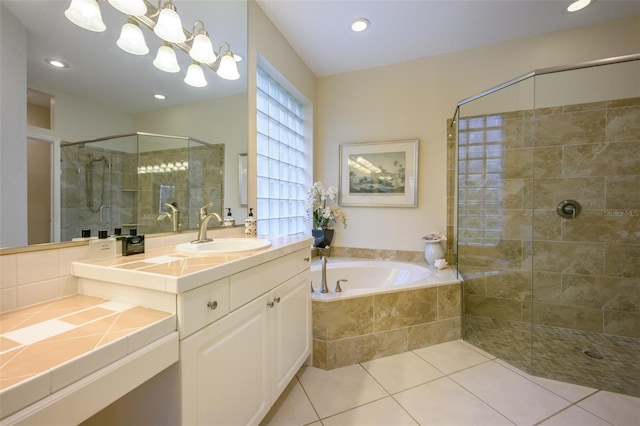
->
[[245, 208, 257, 236], [223, 208, 235, 226]]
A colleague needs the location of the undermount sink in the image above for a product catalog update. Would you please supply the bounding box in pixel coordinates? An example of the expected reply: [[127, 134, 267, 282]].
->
[[176, 238, 272, 255]]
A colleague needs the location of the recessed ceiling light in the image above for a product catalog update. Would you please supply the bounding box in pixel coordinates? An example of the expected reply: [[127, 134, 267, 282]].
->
[[351, 18, 370, 32], [45, 58, 69, 69], [567, 0, 591, 12], [154, 94, 167, 100]]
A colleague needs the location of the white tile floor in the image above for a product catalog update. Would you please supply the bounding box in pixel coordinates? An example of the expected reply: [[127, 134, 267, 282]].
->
[[261, 340, 640, 426]]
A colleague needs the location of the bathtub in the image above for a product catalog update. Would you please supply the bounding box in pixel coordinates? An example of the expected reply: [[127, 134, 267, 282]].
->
[[310, 257, 459, 301]]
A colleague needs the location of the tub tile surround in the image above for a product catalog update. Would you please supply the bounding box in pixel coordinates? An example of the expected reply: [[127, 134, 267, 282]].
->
[[457, 96, 640, 397], [311, 254, 461, 369], [0, 294, 175, 418]]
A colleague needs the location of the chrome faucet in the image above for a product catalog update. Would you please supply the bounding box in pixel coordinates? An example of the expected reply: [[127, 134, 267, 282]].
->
[[320, 256, 329, 293], [192, 203, 222, 244], [157, 203, 180, 232]]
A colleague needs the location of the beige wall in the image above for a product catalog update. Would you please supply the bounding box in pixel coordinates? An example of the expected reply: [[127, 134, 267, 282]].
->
[[247, 0, 317, 209], [316, 16, 640, 252], [1, 4, 28, 247], [27, 88, 135, 143]]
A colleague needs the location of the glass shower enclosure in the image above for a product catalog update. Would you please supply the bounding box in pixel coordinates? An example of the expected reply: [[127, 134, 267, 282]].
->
[[455, 54, 640, 397], [60, 132, 224, 242]]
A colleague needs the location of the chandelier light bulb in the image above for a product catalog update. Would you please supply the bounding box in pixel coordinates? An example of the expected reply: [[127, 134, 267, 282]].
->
[[117, 20, 149, 55], [190, 31, 217, 64], [217, 50, 240, 80], [107, 0, 147, 16], [64, 0, 106, 32], [184, 62, 208, 87], [153, 43, 181, 73], [154, 2, 186, 43]]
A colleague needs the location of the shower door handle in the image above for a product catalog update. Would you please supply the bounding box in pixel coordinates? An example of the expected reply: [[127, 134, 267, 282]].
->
[[99, 205, 111, 225]]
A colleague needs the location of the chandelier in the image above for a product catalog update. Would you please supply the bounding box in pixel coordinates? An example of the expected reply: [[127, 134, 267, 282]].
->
[[64, 0, 240, 88]]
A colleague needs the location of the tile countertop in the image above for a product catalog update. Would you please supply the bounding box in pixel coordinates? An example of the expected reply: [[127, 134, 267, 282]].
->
[[0, 294, 176, 419], [71, 235, 314, 294]]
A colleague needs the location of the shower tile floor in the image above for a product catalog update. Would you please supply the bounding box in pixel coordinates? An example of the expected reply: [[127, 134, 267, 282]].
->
[[261, 340, 640, 426], [464, 316, 640, 397]]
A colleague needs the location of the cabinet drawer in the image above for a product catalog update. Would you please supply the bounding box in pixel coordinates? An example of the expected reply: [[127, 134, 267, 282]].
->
[[178, 277, 230, 337], [230, 249, 310, 311]]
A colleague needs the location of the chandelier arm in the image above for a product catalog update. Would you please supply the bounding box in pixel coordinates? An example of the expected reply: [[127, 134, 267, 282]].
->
[[216, 41, 231, 55]]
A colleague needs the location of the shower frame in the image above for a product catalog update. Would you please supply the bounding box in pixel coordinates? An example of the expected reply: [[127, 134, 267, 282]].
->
[[452, 53, 640, 396]]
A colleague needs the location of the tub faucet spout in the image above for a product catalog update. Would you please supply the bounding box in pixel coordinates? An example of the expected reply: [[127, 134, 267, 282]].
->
[[320, 256, 329, 293]]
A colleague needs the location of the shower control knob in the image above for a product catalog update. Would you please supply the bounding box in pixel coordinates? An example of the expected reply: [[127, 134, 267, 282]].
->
[[557, 200, 581, 219]]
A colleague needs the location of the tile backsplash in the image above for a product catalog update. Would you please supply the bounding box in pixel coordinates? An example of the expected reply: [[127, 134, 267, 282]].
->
[[0, 228, 243, 314], [1, 245, 85, 313]]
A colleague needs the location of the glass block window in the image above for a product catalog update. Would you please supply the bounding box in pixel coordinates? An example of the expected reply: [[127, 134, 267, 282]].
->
[[457, 114, 504, 246], [256, 67, 306, 237]]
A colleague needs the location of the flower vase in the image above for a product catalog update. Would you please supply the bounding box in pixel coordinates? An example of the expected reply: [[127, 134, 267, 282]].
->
[[424, 241, 445, 265], [312, 228, 334, 248]]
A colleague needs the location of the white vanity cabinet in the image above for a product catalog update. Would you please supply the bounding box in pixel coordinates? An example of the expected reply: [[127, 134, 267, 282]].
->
[[179, 248, 312, 426]]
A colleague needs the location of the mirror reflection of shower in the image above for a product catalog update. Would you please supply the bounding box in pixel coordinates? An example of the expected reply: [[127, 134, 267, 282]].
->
[[59, 133, 225, 241], [85, 155, 108, 215]]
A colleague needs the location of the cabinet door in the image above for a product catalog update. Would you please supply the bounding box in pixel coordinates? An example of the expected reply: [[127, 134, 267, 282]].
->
[[181, 293, 270, 426], [270, 270, 312, 400]]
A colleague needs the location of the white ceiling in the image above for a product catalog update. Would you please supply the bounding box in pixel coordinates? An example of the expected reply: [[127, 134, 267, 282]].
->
[[257, 0, 640, 77], [3, 1, 639, 115]]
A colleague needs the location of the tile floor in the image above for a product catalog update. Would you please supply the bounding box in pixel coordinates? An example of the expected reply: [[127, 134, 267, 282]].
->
[[261, 340, 640, 426]]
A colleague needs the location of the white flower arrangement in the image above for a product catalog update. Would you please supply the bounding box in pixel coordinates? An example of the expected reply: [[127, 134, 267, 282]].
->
[[306, 181, 347, 229], [421, 231, 447, 242]]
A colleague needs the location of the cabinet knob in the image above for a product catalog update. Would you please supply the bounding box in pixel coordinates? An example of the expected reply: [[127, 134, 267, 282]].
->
[[267, 300, 275, 308], [274, 296, 281, 304], [303, 257, 310, 262], [207, 301, 218, 310]]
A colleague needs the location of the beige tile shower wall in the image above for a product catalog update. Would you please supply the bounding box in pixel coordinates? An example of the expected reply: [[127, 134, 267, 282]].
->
[[459, 97, 640, 339], [60, 146, 114, 240], [138, 148, 189, 235], [312, 283, 461, 369], [137, 144, 224, 235], [187, 144, 225, 227]]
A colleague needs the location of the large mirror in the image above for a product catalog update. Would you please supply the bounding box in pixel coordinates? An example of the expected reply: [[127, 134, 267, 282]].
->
[[0, 0, 248, 250]]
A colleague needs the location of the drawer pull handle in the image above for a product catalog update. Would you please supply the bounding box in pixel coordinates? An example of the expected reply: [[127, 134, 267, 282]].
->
[[267, 300, 275, 308], [274, 297, 281, 304], [207, 301, 218, 310], [303, 257, 310, 262]]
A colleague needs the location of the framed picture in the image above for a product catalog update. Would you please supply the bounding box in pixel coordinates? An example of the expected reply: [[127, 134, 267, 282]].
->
[[339, 139, 418, 207]]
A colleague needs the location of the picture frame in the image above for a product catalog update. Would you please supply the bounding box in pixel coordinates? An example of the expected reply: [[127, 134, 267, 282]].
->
[[339, 139, 419, 207]]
